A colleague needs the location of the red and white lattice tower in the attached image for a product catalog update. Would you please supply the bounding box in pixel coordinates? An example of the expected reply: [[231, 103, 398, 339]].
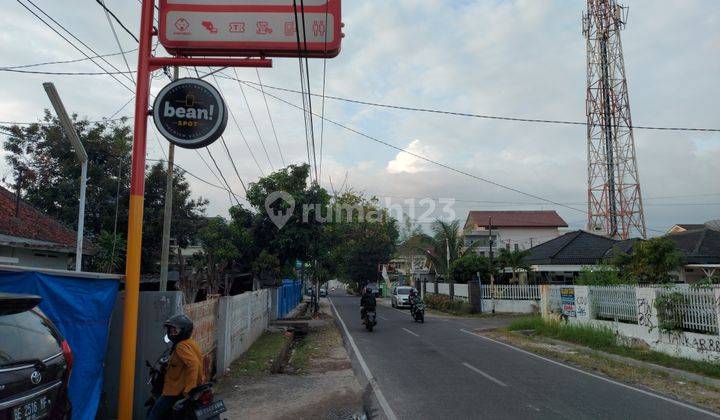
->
[[583, 0, 646, 240]]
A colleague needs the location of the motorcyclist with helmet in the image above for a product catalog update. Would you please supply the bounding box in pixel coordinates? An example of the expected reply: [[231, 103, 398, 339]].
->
[[147, 314, 205, 420], [360, 286, 376, 323], [408, 287, 419, 314]]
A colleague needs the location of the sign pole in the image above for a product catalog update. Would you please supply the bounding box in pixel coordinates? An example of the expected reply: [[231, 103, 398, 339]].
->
[[118, 0, 154, 417]]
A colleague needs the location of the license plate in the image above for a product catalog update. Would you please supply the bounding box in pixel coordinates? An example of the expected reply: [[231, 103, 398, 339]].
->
[[194, 400, 226, 420], [12, 395, 52, 420]]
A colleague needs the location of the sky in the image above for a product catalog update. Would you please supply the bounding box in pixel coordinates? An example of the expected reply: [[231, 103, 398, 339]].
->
[[0, 0, 718, 236]]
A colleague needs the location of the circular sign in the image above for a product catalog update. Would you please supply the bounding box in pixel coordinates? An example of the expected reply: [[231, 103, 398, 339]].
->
[[152, 78, 228, 149]]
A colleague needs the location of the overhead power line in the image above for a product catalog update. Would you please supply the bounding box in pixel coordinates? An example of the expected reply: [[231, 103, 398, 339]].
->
[[256, 69, 286, 167], [1, 48, 139, 70], [215, 75, 720, 133], [239, 80, 588, 215], [94, 0, 140, 42], [228, 68, 274, 171], [15, 0, 135, 93]]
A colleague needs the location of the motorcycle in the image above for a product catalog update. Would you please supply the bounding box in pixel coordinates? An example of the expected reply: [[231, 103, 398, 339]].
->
[[145, 335, 227, 420], [362, 309, 377, 332], [411, 300, 425, 323]]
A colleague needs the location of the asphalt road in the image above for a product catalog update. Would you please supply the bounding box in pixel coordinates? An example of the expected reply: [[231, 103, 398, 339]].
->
[[328, 292, 720, 420]]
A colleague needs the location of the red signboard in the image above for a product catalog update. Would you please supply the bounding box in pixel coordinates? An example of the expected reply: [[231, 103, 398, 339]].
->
[[159, 0, 342, 58]]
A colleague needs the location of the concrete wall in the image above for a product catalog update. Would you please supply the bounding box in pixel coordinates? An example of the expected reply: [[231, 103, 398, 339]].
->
[[0, 246, 70, 270], [217, 289, 270, 374], [482, 299, 538, 314], [542, 286, 720, 363], [102, 291, 185, 420]]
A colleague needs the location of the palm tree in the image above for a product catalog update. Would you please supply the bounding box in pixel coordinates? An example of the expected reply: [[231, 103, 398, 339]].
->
[[498, 248, 531, 284], [416, 219, 478, 298]]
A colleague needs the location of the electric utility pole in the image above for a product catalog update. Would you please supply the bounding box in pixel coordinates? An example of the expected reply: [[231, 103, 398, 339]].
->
[[43, 83, 87, 272], [159, 67, 179, 291], [488, 217, 495, 314]]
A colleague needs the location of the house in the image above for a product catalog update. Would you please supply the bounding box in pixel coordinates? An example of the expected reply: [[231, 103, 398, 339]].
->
[[522, 230, 638, 283], [463, 210, 568, 256], [666, 221, 720, 283], [0, 185, 90, 269]]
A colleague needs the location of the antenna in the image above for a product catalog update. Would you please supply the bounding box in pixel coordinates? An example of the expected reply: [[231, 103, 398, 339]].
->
[[583, 0, 646, 240]]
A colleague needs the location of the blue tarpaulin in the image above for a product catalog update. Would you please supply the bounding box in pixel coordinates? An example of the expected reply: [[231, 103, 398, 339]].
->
[[0, 270, 118, 420]]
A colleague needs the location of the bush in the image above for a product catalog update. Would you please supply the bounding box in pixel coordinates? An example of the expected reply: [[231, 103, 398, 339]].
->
[[654, 292, 685, 333], [423, 294, 473, 314], [575, 265, 634, 286]]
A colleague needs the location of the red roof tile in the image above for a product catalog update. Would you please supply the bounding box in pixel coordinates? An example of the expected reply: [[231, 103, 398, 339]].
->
[[0, 185, 79, 249], [465, 211, 568, 229]]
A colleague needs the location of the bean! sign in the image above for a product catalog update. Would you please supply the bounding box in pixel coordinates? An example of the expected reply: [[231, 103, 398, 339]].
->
[[152, 78, 228, 149]]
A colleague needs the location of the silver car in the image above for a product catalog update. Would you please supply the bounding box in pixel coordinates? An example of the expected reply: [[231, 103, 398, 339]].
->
[[391, 286, 416, 309]]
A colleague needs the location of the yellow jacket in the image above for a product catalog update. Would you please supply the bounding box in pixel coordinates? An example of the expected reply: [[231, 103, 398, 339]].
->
[[162, 338, 205, 397]]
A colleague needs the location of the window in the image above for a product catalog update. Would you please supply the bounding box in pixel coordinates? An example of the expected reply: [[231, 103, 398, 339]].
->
[[505, 243, 510, 251]]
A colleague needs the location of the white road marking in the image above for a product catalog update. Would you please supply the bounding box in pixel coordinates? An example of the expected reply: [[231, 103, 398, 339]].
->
[[459, 329, 720, 418], [329, 298, 398, 420], [402, 327, 419, 337], [462, 362, 508, 387]]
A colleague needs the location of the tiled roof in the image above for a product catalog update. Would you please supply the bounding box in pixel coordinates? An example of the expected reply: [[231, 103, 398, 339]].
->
[[465, 210, 568, 229], [0, 185, 82, 251], [524, 230, 619, 265], [667, 228, 720, 264]]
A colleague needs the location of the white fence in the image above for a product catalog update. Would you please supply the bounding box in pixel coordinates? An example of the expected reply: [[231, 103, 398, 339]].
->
[[424, 282, 540, 313], [656, 288, 718, 335], [482, 284, 540, 300], [590, 286, 637, 323], [217, 289, 271, 374]]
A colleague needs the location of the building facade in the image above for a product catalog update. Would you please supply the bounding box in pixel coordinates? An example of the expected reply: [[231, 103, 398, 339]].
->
[[463, 210, 569, 256]]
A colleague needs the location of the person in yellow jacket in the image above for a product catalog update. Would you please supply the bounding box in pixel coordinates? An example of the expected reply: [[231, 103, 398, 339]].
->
[[148, 314, 205, 419]]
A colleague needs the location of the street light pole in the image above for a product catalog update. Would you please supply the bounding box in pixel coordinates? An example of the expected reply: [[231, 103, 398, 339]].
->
[[43, 82, 88, 272]]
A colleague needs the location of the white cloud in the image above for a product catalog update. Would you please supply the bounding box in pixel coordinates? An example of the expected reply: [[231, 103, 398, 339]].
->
[[386, 139, 438, 174]]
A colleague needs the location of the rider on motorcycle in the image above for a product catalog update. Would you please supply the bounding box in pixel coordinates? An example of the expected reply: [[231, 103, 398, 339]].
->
[[360, 286, 376, 322], [408, 288, 419, 314], [148, 314, 205, 420]]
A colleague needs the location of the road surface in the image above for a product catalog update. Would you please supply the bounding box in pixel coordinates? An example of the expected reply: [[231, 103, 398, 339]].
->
[[328, 292, 719, 420]]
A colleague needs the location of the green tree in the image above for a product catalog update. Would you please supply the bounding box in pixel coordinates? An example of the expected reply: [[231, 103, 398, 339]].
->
[[498, 248, 531, 284], [92, 230, 126, 273], [610, 237, 685, 283], [3, 116, 208, 274], [141, 162, 208, 273], [575, 265, 633, 286], [2, 114, 131, 239], [416, 219, 478, 297], [325, 192, 399, 290], [449, 254, 491, 284]]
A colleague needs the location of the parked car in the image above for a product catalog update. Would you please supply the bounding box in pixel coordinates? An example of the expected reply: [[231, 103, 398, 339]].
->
[[319, 287, 328, 297], [0, 293, 72, 419], [366, 283, 380, 298], [391, 286, 416, 309]]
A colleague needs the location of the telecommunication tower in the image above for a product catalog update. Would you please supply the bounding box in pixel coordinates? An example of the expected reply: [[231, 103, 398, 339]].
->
[[583, 0, 646, 239]]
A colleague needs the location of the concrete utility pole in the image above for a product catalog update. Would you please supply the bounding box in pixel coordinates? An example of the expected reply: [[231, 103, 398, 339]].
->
[[488, 217, 495, 314], [43, 83, 88, 272], [159, 67, 179, 291]]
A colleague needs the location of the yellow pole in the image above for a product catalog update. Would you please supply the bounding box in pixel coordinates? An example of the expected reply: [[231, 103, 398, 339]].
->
[[117, 0, 154, 417]]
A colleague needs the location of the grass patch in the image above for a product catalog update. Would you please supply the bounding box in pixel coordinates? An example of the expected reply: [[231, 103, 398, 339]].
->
[[228, 331, 290, 378], [289, 324, 340, 373], [507, 316, 720, 379]]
